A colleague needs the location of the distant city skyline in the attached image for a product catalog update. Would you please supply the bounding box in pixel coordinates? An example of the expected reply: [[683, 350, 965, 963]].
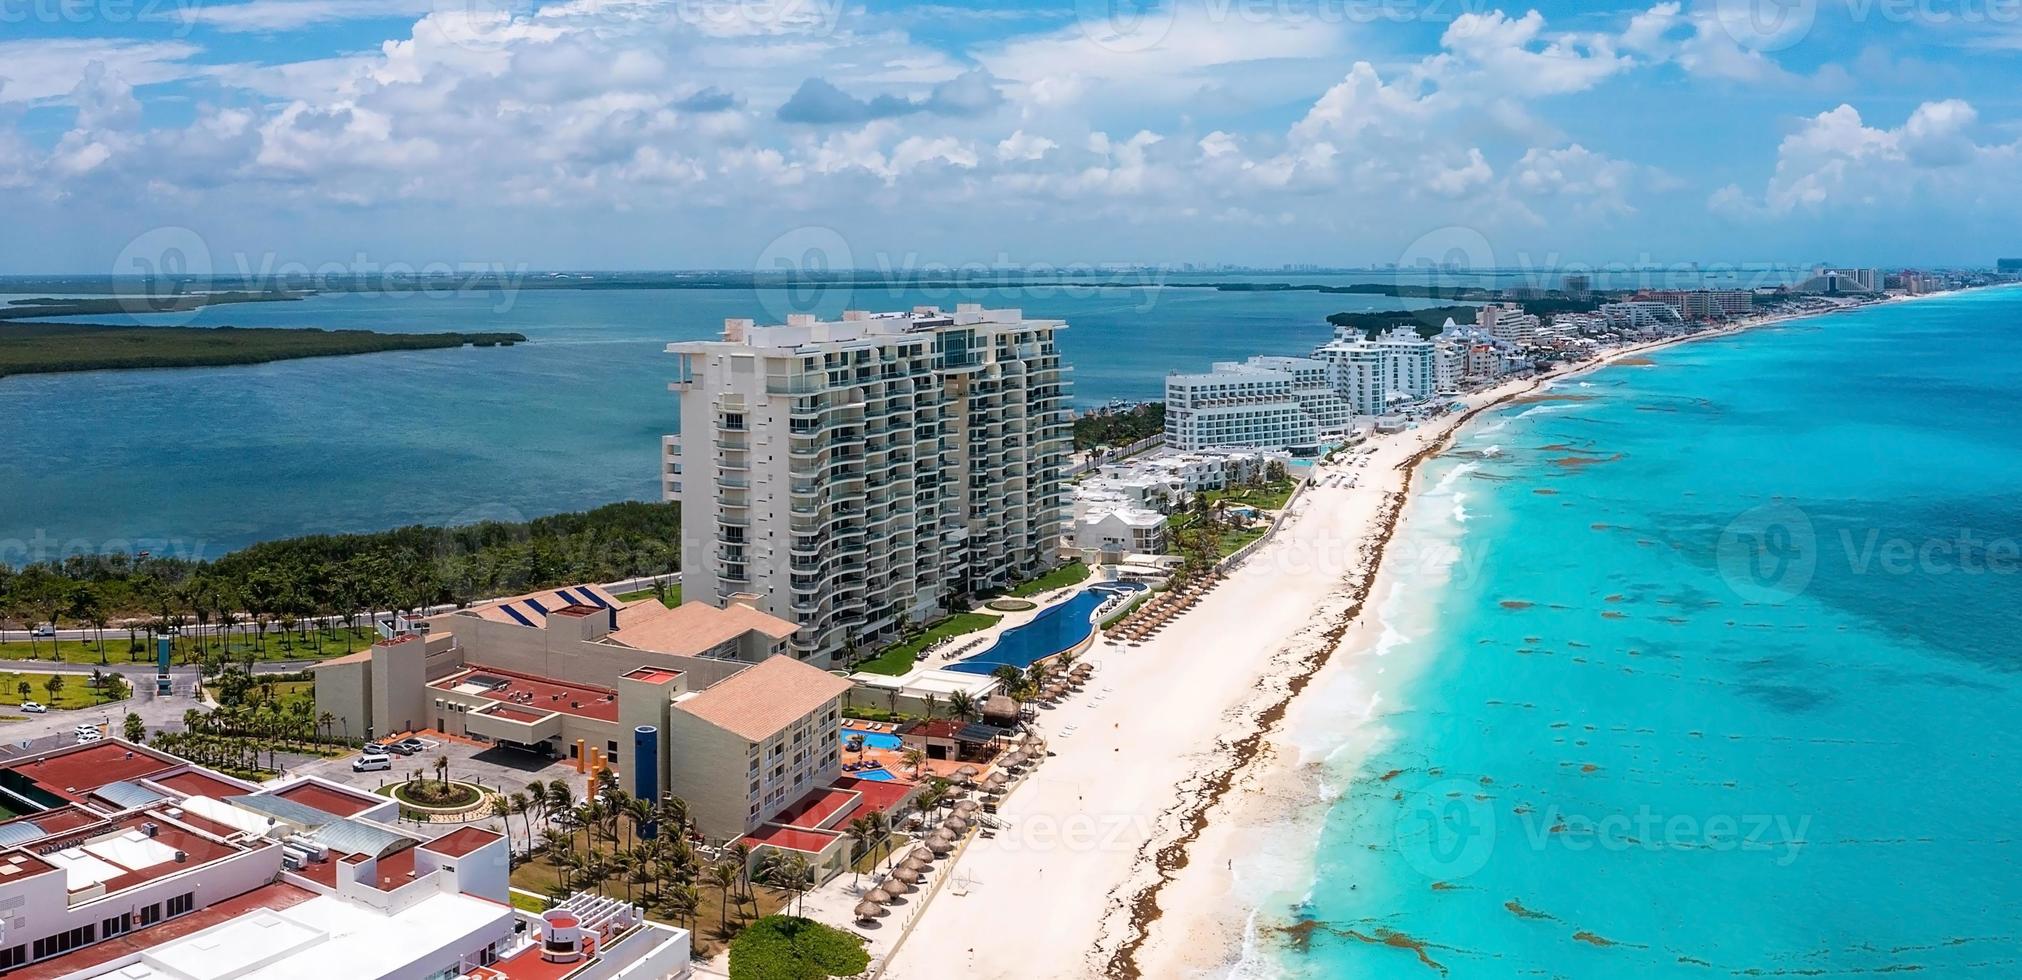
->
[[3, 1, 2020, 271]]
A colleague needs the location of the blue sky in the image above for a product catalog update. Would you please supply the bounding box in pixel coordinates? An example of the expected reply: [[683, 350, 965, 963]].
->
[[2, 0, 2018, 273]]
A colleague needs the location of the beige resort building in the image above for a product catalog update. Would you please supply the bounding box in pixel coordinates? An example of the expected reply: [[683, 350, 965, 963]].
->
[[313, 584, 859, 843]]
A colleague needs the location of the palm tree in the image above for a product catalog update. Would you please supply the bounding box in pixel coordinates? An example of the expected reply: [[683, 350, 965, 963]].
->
[[316, 711, 335, 744], [707, 861, 740, 934], [538, 829, 571, 889], [846, 817, 876, 886], [728, 842, 756, 915], [900, 747, 926, 778], [433, 755, 450, 789], [514, 790, 539, 849], [947, 690, 978, 721], [492, 795, 518, 855], [669, 884, 702, 930]]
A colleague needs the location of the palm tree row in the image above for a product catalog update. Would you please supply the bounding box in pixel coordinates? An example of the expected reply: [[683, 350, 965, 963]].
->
[[0, 502, 683, 665], [501, 771, 767, 939]]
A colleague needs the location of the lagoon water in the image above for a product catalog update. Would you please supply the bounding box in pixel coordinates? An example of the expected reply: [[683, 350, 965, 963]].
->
[[1253, 287, 2022, 977], [0, 281, 1434, 558]]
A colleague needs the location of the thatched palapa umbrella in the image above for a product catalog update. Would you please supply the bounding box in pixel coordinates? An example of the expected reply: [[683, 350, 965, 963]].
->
[[902, 855, 931, 873], [891, 866, 922, 885], [926, 837, 954, 855], [908, 845, 936, 863], [941, 815, 968, 832], [855, 900, 887, 922], [866, 886, 894, 904], [954, 799, 981, 813]]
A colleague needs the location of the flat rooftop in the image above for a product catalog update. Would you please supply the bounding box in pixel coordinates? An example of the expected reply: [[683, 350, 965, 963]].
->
[[430, 665, 621, 723], [622, 666, 684, 685], [152, 770, 256, 800], [421, 826, 501, 858], [6, 881, 319, 980], [739, 824, 840, 854], [3, 741, 184, 803], [33, 813, 249, 895], [78, 889, 515, 980], [269, 781, 382, 818]]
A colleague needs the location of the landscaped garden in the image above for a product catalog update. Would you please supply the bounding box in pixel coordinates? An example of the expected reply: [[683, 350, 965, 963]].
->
[[0, 669, 129, 709], [852, 611, 1000, 676], [984, 597, 1037, 612], [500, 772, 792, 958]]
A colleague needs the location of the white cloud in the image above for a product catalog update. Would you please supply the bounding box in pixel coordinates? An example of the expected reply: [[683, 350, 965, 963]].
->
[[1716, 100, 2017, 217]]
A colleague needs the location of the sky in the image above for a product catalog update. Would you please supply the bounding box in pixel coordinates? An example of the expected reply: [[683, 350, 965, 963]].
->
[[1, 0, 2019, 274]]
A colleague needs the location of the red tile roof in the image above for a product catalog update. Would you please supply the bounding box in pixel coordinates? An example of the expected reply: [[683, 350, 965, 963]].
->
[[422, 827, 501, 858]]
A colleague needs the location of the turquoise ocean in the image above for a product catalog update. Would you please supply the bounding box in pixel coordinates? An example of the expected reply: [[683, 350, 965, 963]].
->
[[1247, 286, 2022, 977]]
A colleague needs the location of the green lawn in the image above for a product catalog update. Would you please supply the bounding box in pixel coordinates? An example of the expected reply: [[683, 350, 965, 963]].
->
[[0, 671, 131, 709], [0, 626, 381, 666], [1204, 479, 1299, 510], [1007, 560, 1091, 597], [617, 585, 683, 607], [853, 612, 1001, 676]]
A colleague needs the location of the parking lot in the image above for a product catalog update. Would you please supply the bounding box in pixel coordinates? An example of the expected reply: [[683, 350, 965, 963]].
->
[[290, 730, 589, 807]]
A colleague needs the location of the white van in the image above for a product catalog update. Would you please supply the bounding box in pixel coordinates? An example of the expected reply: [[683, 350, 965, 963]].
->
[[352, 753, 392, 772], [74, 725, 104, 744]]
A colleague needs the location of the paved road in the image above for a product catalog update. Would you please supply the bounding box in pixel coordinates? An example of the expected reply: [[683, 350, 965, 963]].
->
[[0, 665, 202, 753]]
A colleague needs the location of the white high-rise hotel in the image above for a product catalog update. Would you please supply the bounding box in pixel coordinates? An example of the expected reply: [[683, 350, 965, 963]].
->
[[666, 306, 1072, 667]]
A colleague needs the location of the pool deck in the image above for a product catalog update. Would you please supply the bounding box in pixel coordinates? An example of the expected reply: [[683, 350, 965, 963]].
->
[[840, 721, 1004, 783]]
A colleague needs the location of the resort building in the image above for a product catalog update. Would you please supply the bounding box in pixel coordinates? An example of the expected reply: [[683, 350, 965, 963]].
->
[[1311, 326, 1438, 415], [1069, 505, 1168, 560], [1476, 303, 1543, 346], [1163, 356, 1349, 452], [0, 740, 690, 980], [1600, 301, 1688, 334], [1646, 289, 1752, 319], [666, 305, 1074, 667], [315, 583, 868, 843]]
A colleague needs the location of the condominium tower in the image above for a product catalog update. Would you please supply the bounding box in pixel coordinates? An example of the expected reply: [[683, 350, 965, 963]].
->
[[666, 306, 1072, 667]]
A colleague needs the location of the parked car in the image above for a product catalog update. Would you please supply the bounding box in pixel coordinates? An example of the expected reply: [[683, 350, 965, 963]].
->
[[391, 737, 427, 755], [30, 624, 55, 637], [20, 701, 45, 714], [74, 725, 103, 744], [352, 753, 393, 773]]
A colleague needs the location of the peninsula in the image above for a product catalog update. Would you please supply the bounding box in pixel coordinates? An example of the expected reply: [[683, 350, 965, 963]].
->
[[0, 321, 526, 379]]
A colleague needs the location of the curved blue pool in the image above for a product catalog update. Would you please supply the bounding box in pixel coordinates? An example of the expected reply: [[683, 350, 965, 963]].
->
[[946, 582, 1146, 675]]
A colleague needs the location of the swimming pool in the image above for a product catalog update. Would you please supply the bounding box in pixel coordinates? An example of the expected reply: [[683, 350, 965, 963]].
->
[[841, 730, 902, 751], [946, 582, 1146, 675], [852, 767, 896, 781]]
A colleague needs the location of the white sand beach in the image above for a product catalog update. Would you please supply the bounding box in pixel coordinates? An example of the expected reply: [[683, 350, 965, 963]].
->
[[881, 310, 1861, 980]]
